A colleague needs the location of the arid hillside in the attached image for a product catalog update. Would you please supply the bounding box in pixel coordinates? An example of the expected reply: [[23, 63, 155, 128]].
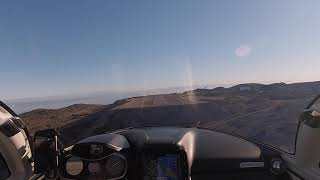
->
[[20, 104, 106, 135], [21, 81, 320, 152]]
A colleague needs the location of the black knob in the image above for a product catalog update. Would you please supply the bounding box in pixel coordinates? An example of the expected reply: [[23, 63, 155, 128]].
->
[[270, 158, 285, 175]]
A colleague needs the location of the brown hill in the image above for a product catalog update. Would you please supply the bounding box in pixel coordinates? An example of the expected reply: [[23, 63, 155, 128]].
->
[[20, 104, 106, 135], [20, 81, 320, 152]]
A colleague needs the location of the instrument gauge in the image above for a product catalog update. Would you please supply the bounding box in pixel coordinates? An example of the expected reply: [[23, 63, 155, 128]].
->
[[65, 157, 84, 176], [88, 162, 101, 174], [105, 153, 127, 179]]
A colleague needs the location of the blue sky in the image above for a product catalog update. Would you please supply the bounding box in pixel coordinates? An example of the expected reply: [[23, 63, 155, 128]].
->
[[1, 0, 320, 100]]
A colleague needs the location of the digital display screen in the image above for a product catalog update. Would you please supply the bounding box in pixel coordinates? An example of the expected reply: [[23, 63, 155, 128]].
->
[[143, 154, 179, 180]]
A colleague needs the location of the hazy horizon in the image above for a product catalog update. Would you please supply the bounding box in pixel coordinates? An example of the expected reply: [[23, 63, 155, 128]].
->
[[4, 80, 320, 114], [4, 79, 320, 101]]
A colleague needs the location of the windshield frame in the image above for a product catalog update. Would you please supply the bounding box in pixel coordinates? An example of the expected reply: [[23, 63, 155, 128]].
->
[[290, 95, 320, 155]]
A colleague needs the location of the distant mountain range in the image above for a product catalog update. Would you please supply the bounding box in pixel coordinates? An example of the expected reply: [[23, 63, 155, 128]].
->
[[20, 81, 320, 152], [7, 84, 225, 114]]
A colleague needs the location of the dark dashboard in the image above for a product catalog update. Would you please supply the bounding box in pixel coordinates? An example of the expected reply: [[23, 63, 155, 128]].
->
[[59, 127, 292, 180]]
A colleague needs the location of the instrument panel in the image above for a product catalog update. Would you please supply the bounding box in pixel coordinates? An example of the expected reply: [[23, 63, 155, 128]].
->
[[59, 127, 293, 180], [62, 153, 127, 180], [60, 142, 128, 180]]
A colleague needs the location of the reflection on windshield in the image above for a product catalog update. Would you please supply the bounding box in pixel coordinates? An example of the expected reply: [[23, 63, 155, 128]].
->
[[310, 98, 320, 111]]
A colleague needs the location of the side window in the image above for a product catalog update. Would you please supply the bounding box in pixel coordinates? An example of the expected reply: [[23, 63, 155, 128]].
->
[[0, 153, 10, 180]]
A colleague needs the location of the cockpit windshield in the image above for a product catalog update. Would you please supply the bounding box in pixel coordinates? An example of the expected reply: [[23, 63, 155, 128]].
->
[[1, 1, 320, 154]]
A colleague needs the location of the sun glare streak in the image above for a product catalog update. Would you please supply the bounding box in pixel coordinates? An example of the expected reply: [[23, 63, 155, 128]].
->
[[183, 60, 196, 103]]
